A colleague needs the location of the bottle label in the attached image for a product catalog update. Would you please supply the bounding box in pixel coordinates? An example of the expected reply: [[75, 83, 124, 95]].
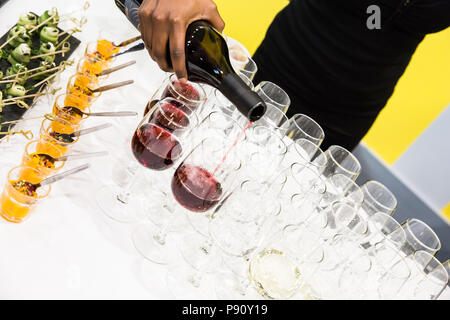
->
[[124, 0, 140, 28]]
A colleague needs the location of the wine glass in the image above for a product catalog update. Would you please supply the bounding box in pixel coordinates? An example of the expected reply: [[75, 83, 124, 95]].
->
[[320, 145, 361, 181], [253, 102, 289, 135], [281, 113, 325, 147], [166, 136, 243, 297], [212, 73, 254, 120], [241, 125, 288, 185], [209, 181, 281, 299], [254, 81, 291, 114], [96, 98, 197, 223], [359, 180, 398, 218], [144, 73, 207, 117]]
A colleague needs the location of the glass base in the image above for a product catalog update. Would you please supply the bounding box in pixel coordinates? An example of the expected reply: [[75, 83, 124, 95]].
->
[[165, 265, 214, 299], [214, 272, 260, 300], [132, 222, 177, 265], [96, 184, 145, 223]]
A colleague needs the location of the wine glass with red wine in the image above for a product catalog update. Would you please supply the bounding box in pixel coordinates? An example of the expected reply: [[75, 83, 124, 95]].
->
[[96, 98, 198, 224], [144, 73, 207, 117]]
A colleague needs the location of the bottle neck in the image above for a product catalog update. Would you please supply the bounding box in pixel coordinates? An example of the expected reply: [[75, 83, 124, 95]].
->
[[219, 73, 266, 122]]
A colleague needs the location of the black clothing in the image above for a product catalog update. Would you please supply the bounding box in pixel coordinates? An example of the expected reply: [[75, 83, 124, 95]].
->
[[253, 0, 450, 150]]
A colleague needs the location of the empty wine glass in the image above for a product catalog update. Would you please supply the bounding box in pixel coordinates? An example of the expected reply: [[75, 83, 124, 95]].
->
[[288, 138, 325, 170], [253, 102, 289, 135], [281, 113, 325, 147], [320, 145, 361, 181], [360, 212, 406, 255], [241, 126, 288, 185], [254, 81, 291, 114], [209, 181, 281, 299], [374, 245, 411, 300], [399, 218, 441, 257], [359, 180, 398, 218], [408, 251, 448, 300]]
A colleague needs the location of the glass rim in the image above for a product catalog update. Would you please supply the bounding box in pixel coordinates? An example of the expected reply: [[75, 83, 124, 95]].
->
[[23, 140, 66, 170], [40, 118, 80, 145], [290, 113, 325, 143], [293, 138, 323, 163], [255, 81, 291, 107], [248, 125, 288, 154], [413, 250, 448, 284], [363, 180, 398, 212], [368, 211, 404, 237], [326, 145, 361, 176], [260, 102, 289, 124], [7, 165, 51, 199], [54, 94, 91, 117], [405, 218, 441, 252], [151, 97, 197, 129], [290, 162, 327, 195], [167, 73, 207, 104]]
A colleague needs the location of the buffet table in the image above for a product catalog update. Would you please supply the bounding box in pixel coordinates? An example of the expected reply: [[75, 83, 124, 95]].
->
[[0, 0, 448, 300]]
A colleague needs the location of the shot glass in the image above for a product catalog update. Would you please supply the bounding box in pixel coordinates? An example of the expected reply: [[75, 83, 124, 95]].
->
[[0, 166, 51, 223]]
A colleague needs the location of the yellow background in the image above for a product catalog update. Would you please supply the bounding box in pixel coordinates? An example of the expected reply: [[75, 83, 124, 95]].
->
[[215, 0, 450, 165]]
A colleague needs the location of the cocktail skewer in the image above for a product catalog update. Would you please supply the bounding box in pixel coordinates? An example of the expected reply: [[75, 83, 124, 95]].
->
[[18, 163, 90, 194], [0, 13, 57, 51], [60, 107, 138, 118], [34, 151, 108, 164], [113, 35, 142, 47], [108, 43, 145, 59], [88, 80, 134, 93], [55, 123, 112, 141], [96, 60, 136, 76], [30, 48, 70, 60]]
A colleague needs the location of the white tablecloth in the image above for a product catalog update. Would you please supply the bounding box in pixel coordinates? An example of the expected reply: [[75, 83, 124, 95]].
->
[[0, 0, 448, 300]]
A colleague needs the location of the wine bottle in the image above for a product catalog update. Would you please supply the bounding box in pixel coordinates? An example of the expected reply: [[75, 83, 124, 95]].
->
[[114, 0, 266, 121]]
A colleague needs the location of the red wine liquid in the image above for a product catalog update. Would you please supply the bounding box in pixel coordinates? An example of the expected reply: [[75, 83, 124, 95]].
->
[[161, 80, 201, 114], [131, 123, 182, 170], [148, 101, 189, 131], [171, 164, 223, 212]]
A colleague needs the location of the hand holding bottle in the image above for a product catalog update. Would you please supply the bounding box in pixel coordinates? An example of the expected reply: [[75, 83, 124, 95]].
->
[[138, 0, 225, 80]]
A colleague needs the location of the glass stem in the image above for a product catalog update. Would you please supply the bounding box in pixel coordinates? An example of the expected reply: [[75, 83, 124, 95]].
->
[[153, 206, 176, 245], [116, 163, 141, 204]]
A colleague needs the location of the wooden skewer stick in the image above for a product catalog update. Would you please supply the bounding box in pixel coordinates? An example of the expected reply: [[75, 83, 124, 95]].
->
[[0, 13, 57, 51], [96, 60, 136, 76], [55, 32, 74, 51], [0, 79, 23, 84], [3, 92, 48, 103], [2, 65, 46, 80], [27, 65, 64, 79], [30, 48, 70, 60], [32, 71, 60, 88], [90, 80, 134, 93], [114, 35, 142, 47]]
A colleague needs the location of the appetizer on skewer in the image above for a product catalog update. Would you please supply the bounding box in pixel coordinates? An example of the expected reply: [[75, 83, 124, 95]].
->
[[7, 43, 31, 65], [7, 26, 32, 48]]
